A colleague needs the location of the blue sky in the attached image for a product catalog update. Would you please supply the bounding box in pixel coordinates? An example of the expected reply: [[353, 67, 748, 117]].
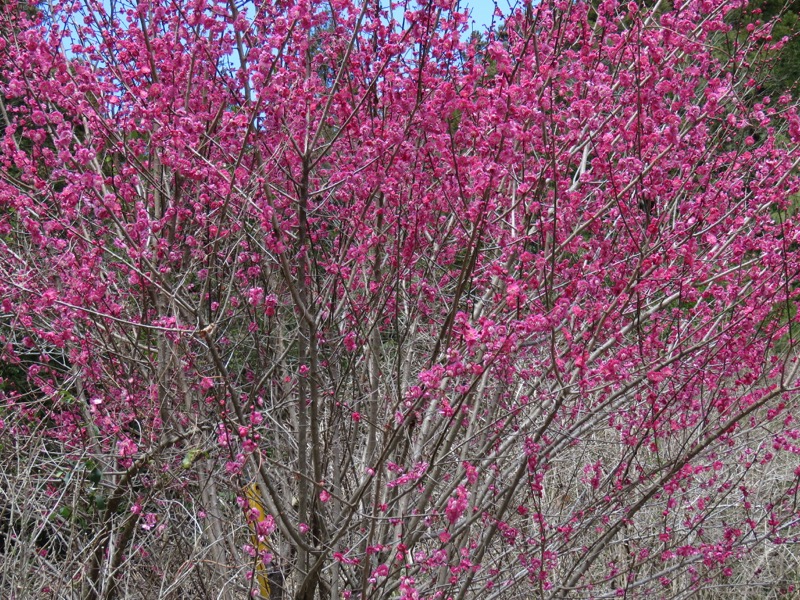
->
[[386, 1, 516, 36], [461, 0, 516, 33]]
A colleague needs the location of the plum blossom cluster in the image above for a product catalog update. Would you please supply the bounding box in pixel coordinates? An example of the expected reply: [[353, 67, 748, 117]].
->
[[1, 0, 800, 598]]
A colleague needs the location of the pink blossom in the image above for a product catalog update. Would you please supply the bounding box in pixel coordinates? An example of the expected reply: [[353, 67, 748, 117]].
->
[[141, 513, 158, 531], [343, 332, 357, 352], [373, 564, 389, 578], [445, 486, 469, 524], [247, 287, 265, 306]]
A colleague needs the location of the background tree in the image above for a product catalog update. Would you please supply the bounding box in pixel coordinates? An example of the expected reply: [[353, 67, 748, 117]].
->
[[731, 0, 800, 96], [2, 0, 800, 599]]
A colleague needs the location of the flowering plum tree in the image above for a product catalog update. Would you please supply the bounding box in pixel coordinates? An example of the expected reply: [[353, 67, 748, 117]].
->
[[2, 0, 800, 598]]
